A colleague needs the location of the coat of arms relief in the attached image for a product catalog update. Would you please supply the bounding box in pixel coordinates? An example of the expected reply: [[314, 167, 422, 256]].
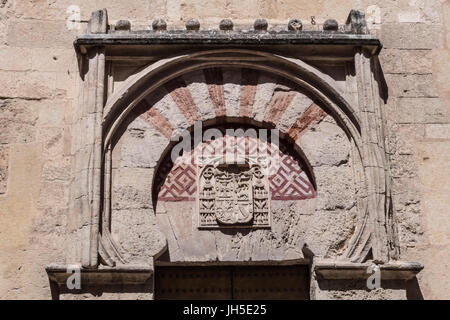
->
[[198, 158, 271, 229]]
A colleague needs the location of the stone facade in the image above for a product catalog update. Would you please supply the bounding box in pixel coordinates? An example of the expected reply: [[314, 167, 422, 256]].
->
[[0, 1, 448, 300]]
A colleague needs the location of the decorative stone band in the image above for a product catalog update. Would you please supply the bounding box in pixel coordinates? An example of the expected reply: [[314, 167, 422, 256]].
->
[[314, 260, 424, 281], [83, 9, 373, 34], [78, 9, 379, 55]]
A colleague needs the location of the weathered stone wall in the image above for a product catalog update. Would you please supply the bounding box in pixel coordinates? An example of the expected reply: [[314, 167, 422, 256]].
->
[[0, 0, 448, 299]]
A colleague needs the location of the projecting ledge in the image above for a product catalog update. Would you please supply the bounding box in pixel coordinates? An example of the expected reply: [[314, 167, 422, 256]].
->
[[45, 263, 153, 286], [314, 260, 424, 281]]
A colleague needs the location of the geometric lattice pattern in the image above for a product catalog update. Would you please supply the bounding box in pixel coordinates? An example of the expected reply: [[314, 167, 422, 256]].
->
[[157, 164, 197, 201], [157, 135, 316, 202], [269, 153, 315, 200]]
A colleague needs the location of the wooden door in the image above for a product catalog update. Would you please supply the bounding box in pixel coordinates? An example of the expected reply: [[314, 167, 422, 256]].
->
[[155, 265, 309, 300]]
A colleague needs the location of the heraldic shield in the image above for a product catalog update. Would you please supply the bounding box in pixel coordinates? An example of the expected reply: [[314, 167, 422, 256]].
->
[[198, 158, 271, 229]]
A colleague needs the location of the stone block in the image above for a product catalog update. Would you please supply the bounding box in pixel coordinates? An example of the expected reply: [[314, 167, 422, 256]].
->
[[396, 98, 448, 124], [112, 167, 154, 210], [0, 142, 43, 251], [41, 157, 71, 182], [36, 127, 65, 158], [299, 118, 350, 167], [314, 165, 357, 211], [379, 23, 443, 49], [388, 123, 425, 156], [392, 177, 423, 246], [385, 74, 438, 98], [0, 99, 39, 144], [0, 71, 56, 100], [7, 19, 79, 48], [31, 48, 75, 73], [14, 0, 69, 21], [425, 124, 450, 139], [379, 49, 433, 74], [36, 99, 68, 127], [37, 181, 69, 209], [416, 141, 450, 246], [431, 49, 450, 98], [0, 46, 32, 71]]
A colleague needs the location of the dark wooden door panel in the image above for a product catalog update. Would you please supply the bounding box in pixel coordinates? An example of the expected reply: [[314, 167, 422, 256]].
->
[[155, 265, 309, 300], [155, 266, 232, 300], [232, 266, 309, 300]]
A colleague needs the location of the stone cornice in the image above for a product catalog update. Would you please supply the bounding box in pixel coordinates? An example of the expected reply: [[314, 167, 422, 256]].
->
[[74, 30, 382, 53]]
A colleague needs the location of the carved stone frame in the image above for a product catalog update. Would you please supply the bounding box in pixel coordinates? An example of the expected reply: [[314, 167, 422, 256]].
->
[[46, 9, 423, 297]]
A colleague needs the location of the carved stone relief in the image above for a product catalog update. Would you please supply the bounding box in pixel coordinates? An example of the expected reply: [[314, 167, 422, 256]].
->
[[198, 161, 270, 229]]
